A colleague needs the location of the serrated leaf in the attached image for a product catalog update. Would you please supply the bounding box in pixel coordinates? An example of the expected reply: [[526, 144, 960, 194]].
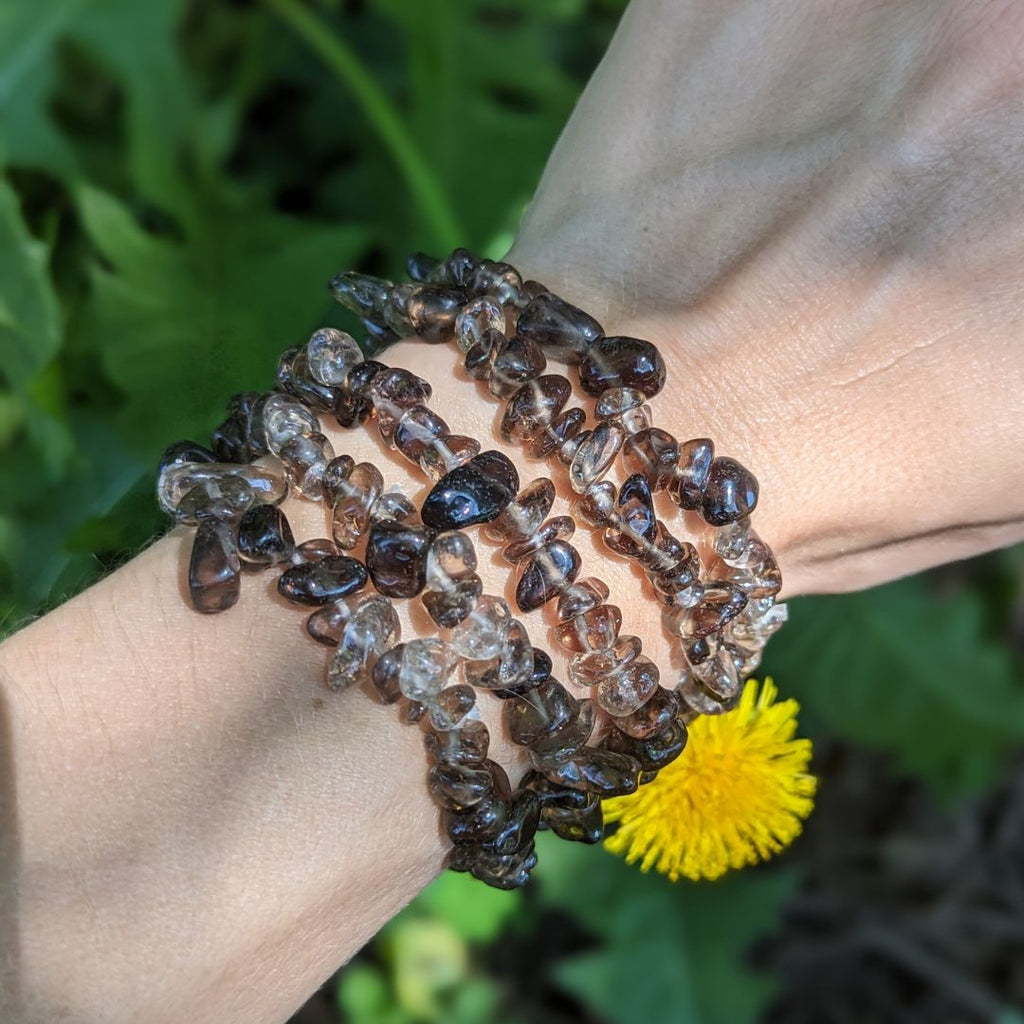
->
[[0, 176, 62, 387], [763, 576, 1024, 796], [534, 834, 792, 1024]]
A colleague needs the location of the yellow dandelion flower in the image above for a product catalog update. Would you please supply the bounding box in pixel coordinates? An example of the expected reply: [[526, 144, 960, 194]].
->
[[603, 677, 816, 882]]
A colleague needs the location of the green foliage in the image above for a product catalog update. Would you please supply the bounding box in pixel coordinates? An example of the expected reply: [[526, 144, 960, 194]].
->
[[534, 834, 794, 1024], [765, 572, 1024, 797]]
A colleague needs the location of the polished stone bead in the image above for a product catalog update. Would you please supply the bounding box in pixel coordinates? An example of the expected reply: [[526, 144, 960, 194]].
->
[[701, 456, 759, 526], [424, 718, 490, 765], [279, 431, 334, 499], [158, 462, 286, 517], [529, 647, 553, 684], [333, 359, 386, 429], [730, 599, 788, 648], [188, 519, 241, 613], [321, 454, 355, 505], [307, 599, 356, 649], [503, 678, 577, 746], [276, 347, 337, 412], [570, 480, 617, 528], [392, 405, 449, 461], [499, 375, 571, 442], [455, 296, 505, 353], [211, 393, 267, 462], [237, 504, 295, 566], [210, 410, 250, 463], [159, 439, 216, 474], [470, 259, 521, 305], [370, 490, 418, 525], [515, 540, 581, 612], [568, 421, 624, 493], [424, 530, 478, 588], [618, 687, 680, 739], [668, 437, 715, 510], [450, 594, 511, 659], [427, 684, 477, 731], [677, 673, 740, 716], [681, 581, 748, 638], [527, 701, 596, 765], [480, 791, 540, 858], [714, 518, 752, 562], [515, 291, 603, 363], [429, 762, 495, 810], [605, 718, 688, 773], [557, 428, 588, 468], [554, 603, 622, 653], [462, 843, 538, 890], [419, 434, 482, 481], [521, 771, 592, 809], [365, 520, 433, 598], [406, 284, 466, 342], [360, 320, 400, 357], [650, 542, 702, 596], [540, 748, 640, 798], [421, 450, 519, 529], [422, 575, 483, 629], [527, 405, 586, 460], [503, 516, 576, 563], [306, 327, 362, 386], [569, 635, 641, 686], [488, 336, 547, 398], [326, 595, 400, 691], [682, 634, 716, 665], [174, 477, 255, 525], [367, 367, 432, 440], [693, 646, 743, 699], [483, 477, 555, 542], [594, 386, 644, 419], [435, 248, 482, 288], [578, 336, 666, 398], [598, 656, 660, 717], [725, 545, 782, 600], [463, 620, 534, 691], [396, 637, 458, 702], [381, 282, 414, 336], [443, 787, 511, 844], [329, 270, 390, 318], [515, 279, 549, 310], [619, 404, 652, 435], [463, 339, 493, 380], [542, 799, 604, 844], [407, 251, 441, 282], [293, 538, 340, 563], [623, 427, 680, 489], [331, 462, 384, 549], [261, 393, 321, 456], [555, 576, 610, 620], [278, 555, 369, 606]]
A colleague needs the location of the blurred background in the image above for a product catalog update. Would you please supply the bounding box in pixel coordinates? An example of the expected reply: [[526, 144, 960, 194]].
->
[[1, 1, 1023, 1021]]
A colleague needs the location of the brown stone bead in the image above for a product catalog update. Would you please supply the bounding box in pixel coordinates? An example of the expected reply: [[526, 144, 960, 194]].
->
[[554, 603, 623, 653], [571, 480, 618, 528], [623, 427, 680, 489], [306, 601, 353, 648], [437, 248, 482, 288], [428, 684, 477, 731], [367, 367, 432, 440], [369, 643, 405, 701], [635, 521, 685, 572], [542, 799, 604, 844], [333, 360, 385, 430], [651, 542, 701, 595], [237, 504, 295, 567], [568, 420, 624, 492], [444, 784, 512, 844], [527, 701, 595, 764], [424, 718, 490, 765], [405, 284, 466, 342], [569, 635, 641, 685], [483, 790, 541, 858], [470, 259, 522, 305], [503, 679, 578, 746], [429, 762, 495, 810], [503, 516, 576, 563], [322, 455, 356, 504], [421, 574, 483, 629], [421, 450, 519, 530], [605, 716, 689, 773], [484, 478, 555, 542], [617, 687, 680, 740], [189, 520, 241, 614], [578, 336, 666, 398], [332, 462, 384, 549], [683, 581, 749, 637], [515, 540, 581, 612], [597, 656, 660, 717], [293, 538, 340, 563], [701, 456, 759, 526], [365, 520, 433, 598], [515, 291, 603, 364], [278, 555, 369, 606], [555, 577, 611, 620], [540, 748, 640, 798], [527, 406, 586, 460], [392, 405, 449, 462], [489, 336, 547, 398], [463, 339, 493, 380], [668, 438, 714, 510], [276, 346, 337, 412], [499, 375, 571, 442]]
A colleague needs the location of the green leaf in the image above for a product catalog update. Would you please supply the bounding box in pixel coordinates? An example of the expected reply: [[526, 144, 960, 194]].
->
[[763, 576, 1024, 796], [534, 834, 793, 1024], [414, 868, 522, 944], [0, 175, 62, 388], [76, 183, 366, 453], [336, 964, 413, 1024]]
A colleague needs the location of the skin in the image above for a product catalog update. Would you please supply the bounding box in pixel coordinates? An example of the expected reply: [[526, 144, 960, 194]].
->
[[1, 1, 1022, 1020]]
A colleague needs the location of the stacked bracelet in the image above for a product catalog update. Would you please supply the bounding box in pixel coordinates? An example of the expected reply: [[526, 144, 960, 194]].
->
[[156, 246, 787, 889]]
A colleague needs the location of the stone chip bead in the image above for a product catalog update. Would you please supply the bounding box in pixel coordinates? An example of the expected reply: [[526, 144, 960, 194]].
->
[[326, 594, 401, 691], [277, 555, 369, 606], [422, 577, 483, 629], [568, 420, 625, 493], [276, 347, 337, 412], [623, 427, 680, 489], [237, 504, 295, 566], [278, 431, 334, 499], [527, 405, 586, 460], [306, 327, 362, 386], [578, 336, 667, 399], [367, 367, 432, 440], [419, 434, 482, 482], [333, 359, 385, 429], [488, 335, 547, 399], [392, 405, 450, 462], [261, 393, 321, 456], [540, 747, 640, 798], [667, 437, 714, 509], [597, 656, 661, 717], [455, 296, 505, 353], [395, 638, 459, 702], [365, 519, 434, 598], [424, 718, 490, 765], [188, 519, 242, 613], [421, 450, 519, 530], [484, 477, 555, 543], [331, 462, 384, 549], [499, 375, 571, 442], [158, 462, 286, 519], [515, 540, 582, 613], [450, 594, 512, 659], [700, 456, 759, 526], [174, 477, 255, 525], [515, 291, 603, 364], [405, 284, 466, 342]]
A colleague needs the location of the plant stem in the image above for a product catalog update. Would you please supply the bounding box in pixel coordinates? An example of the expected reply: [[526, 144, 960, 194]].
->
[[264, 0, 463, 252]]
